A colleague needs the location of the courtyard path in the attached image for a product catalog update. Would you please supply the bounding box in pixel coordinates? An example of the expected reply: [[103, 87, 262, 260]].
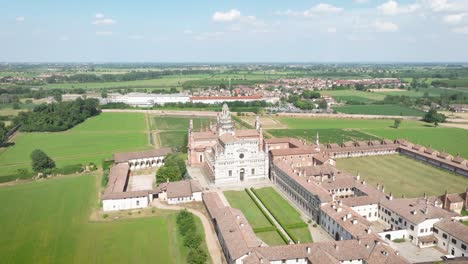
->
[[245, 188, 294, 244], [152, 200, 225, 264]]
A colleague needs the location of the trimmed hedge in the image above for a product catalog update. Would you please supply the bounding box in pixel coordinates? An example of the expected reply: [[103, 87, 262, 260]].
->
[[285, 222, 308, 229], [53, 164, 84, 175], [244, 188, 275, 226], [253, 226, 277, 233]]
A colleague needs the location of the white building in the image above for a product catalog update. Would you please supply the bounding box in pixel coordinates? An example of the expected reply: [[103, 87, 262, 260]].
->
[[106, 93, 190, 107], [188, 104, 269, 186], [433, 218, 468, 257], [113, 148, 173, 171], [157, 180, 203, 205]]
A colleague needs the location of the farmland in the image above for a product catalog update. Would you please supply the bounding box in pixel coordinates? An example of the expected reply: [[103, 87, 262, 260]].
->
[[0, 175, 197, 264], [336, 154, 468, 198], [268, 128, 379, 144], [320, 90, 386, 103], [152, 116, 215, 149], [0, 113, 151, 177], [271, 117, 468, 158], [333, 105, 425, 116]]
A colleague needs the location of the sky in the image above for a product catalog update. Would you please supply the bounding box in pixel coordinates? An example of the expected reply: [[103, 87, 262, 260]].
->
[[1, 0, 468, 62]]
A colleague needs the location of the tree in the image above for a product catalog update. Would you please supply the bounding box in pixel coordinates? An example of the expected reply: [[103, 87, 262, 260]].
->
[[318, 99, 328, 109], [101, 91, 108, 98], [423, 109, 446, 123], [434, 121, 439, 127], [0, 122, 8, 144], [30, 149, 56, 172], [393, 118, 402, 129]]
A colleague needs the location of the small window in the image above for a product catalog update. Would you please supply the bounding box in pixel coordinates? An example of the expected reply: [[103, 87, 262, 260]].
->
[[461, 244, 466, 250], [452, 238, 457, 244], [251, 168, 255, 175], [410, 225, 414, 231], [433, 228, 439, 234], [136, 200, 139, 206], [228, 170, 232, 177], [443, 233, 448, 239]]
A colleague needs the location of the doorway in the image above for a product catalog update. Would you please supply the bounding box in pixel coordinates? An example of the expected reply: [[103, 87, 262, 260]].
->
[[240, 168, 245, 182]]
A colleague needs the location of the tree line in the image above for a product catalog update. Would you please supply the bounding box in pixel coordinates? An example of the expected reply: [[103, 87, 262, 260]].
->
[[14, 98, 101, 132]]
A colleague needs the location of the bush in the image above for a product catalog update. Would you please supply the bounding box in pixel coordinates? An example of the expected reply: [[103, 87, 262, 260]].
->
[[176, 210, 207, 263], [30, 149, 56, 172], [392, 238, 405, 243], [313, 224, 317, 228], [187, 248, 208, 264], [102, 214, 109, 219], [53, 164, 84, 175]]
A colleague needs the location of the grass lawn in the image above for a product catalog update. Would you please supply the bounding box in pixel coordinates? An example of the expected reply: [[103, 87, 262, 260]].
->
[[333, 105, 425, 116], [0, 113, 151, 177], [253, 187, 304, 227], [321, 90, 386, 103], [288, 227, 313, 244], [336, 154, 468, 198], [255, 230, 286, 246], [0, 175, 193, 263], [268, 128, 379, 144], [152, 116, 215, 131], [158, 131, 187, 149], [274, 117, 468, 158], [224, 190, 273, 229]]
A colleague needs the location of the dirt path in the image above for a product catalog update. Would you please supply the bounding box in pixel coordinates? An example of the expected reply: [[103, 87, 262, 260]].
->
[[152, 200, 224, 264]]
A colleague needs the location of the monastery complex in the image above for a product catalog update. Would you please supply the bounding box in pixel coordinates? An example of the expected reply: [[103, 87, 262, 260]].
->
[[101, 104, 468, 263]]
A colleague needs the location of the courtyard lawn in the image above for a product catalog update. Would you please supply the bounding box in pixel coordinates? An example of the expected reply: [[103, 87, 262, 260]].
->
[[255, 230, 286, 246], [157, 131, 187, 149], [252, 187, 304, 227], [336, 154, 468, 198], [273, 117, 468, 159], [0, 175, 194, 264], [224, 190, 273, 229], [288, 227, 314, 244], [0, 112, 151, 177], [333, 105, 425, 117]]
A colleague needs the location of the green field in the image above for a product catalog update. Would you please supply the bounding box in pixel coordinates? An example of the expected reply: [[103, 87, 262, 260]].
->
[[0, 175, 195, 263], [152, 116, 215, 131], [224, 190, 273, 229], [255, 230, 285, 246], [273, 117, 468, 158], [321, 90, 386, 103], [253, 187, 312, 243], [333, 105, 425, 116], [0, 113, 151, 177], [336, 154, 468, 198], [268, 128, 379, 144]]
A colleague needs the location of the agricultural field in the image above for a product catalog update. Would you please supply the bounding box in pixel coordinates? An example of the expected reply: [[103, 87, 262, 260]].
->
[[42, 74, 207, 90], [321, 90, 386, 103], [0, 175, 196, 264], [333, 105, 425, 116], [152, 116, 215, 149], [268, 128, 379, 144], [336, 154, 468, 198], [0, 113, 151, 177], [252, 187, 312, 243], [272, 117, 468, 158]]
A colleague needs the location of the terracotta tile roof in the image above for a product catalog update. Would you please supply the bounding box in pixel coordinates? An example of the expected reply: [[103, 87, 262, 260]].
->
[[265, 137, 304, 148], [166, 180, 202, 199], [434, 218, 468, 244], [203, 192, 225, 219], [190, 95, 263, 100], [321, 202, 373, 239], [270, 146, 317, 157], [219, 134, 237, 144], [235, 129, 259, 138], [103, 163, 129, 196], [113, 148, 172, 163], [192, 131, 218, 140], [380, 197, 457, 224], [102, 190, 149, 199]]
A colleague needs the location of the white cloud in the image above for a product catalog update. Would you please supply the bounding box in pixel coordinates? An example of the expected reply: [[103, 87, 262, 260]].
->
[[443, 13, 465, 24], [374, 20, 399, 32], [95, 13, 105, 19], [59, 35, 69, 41], [354, 0, 370, 3], [93, 18, 116, 26], [96, 31, 113, 36], [212, 9, 241, 22], [378, 0, 420, 15], [304, 3, 343, 16], [16, 16, 25, 22], [426, 0, 457, 12], [452, 26, 468, 33], [327, 27, 337, 33]]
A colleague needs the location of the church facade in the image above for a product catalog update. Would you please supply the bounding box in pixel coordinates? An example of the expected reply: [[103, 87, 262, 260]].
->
[[188, 104, 269, 185]]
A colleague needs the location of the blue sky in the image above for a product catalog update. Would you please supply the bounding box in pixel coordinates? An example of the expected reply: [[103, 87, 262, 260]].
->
[[1, 0, 468, 62]]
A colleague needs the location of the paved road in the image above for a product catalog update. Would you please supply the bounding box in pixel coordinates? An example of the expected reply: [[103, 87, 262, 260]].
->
[[152, 200, 225, 264], [246, 188, 294, 244]]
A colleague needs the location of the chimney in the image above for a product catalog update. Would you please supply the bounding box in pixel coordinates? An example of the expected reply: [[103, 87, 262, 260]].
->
[[236, 215, 240, 220], [376, 183, 380, 191], [389, 192, 393, 200], [306, 246, 311, 254], [381, 185, 385, 193], [352, 219, 358, 225], [338, 200, 343, 207], [362, 180, 366, 185], [395, 251, 399, 256], [334, 244, 339, 250], [357, 238, 361, 244]]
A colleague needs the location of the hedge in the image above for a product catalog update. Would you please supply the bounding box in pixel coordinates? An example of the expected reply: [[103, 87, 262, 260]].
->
[[285, 222, 308, 229], [244, 188, 275, 226], [253, 226, 277, 233]]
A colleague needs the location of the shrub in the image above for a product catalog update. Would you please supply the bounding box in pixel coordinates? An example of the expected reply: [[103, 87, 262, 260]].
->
[[53, 164, 84, 175], [102, 214, 109, 219], [313, 224, 317, 228], [392, 238, 405, 243]]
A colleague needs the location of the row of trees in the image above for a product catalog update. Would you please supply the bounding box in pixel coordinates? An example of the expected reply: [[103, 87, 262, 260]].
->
[[0, 122, 8, 144], [156, 153, 187, 184], [15, 98, 101, 132], [176, 210, 208, 264]]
